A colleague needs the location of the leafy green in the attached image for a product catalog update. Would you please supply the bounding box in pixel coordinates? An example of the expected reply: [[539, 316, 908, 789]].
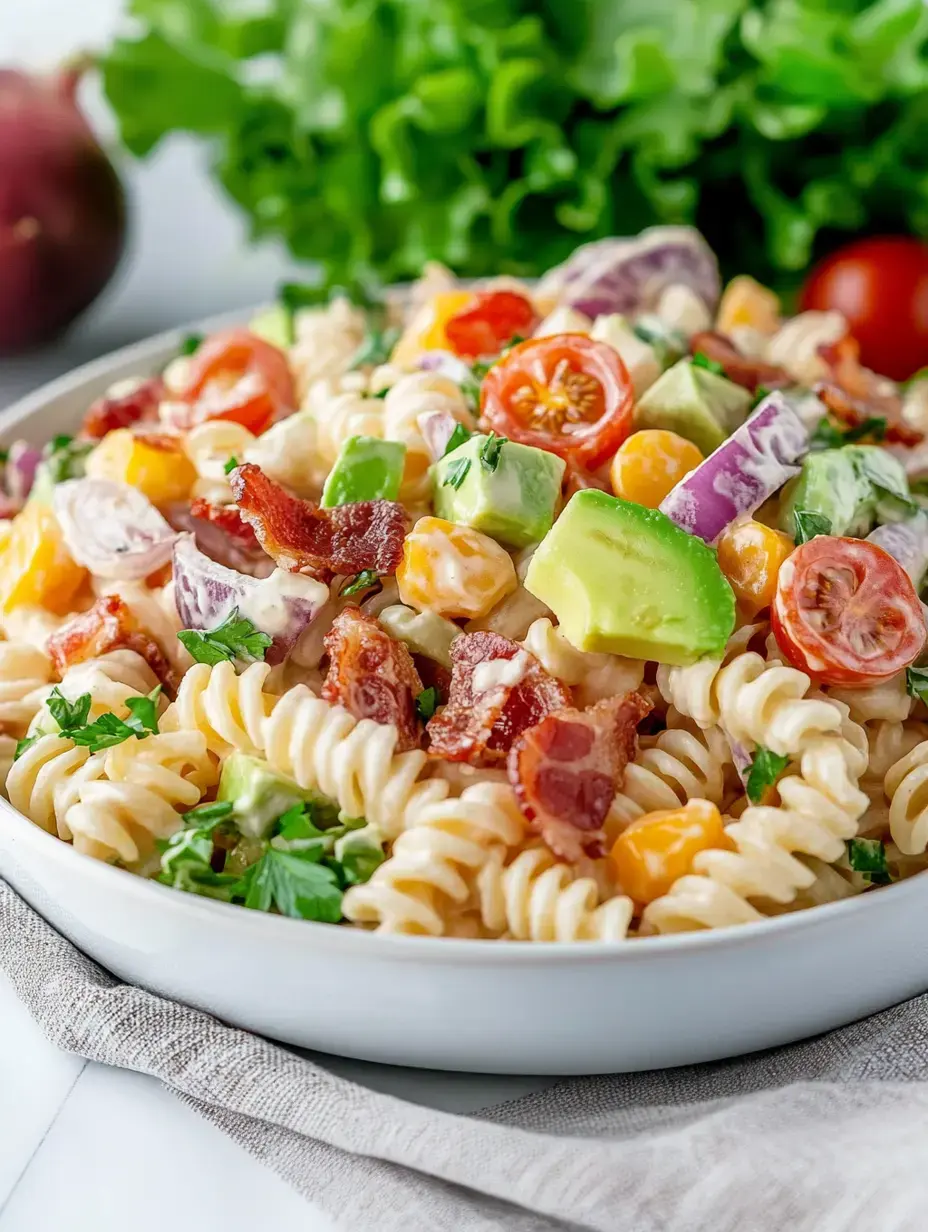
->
[[43, 436, 95, 485], [46, 688, 91, 734], [479, 432, 507, 473], [691, 351, 725, 376], [793, 509, 833, 545], [444, 422, 473, 457], [177, 607, 273, 666], [846, 836, 892, 885], [745, 746, 789, 804], [13, 735, 39, 762], [179, 332, 203, 356], [100, 0, 928, 292], [349, 325, 402, 371], [42, 685, 162, 753], [809, 415, 887, 450], [443, 457, 471, 490], [223, 455, 240, 474], [906, 666, 928, 704], [341, 569, 381, 597], [415, 686, 440, 722]]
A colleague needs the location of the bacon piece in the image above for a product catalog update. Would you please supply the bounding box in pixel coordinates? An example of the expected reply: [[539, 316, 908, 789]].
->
[[426, 631, 572, 767], [189, 498, 260, 550], [816, 336, 922, 446], [231, 463, 408, 578], [689, 330, 791, 392], [47, 595, 180, 695], [163, 502, 272, 578], [82, 377, 163, 440], [508, 692, 652, 861], [321, 608, 423, 751]]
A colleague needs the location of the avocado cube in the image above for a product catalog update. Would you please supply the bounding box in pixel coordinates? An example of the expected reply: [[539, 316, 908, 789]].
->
[[780, 446, 915, 540], [217, 751, 338, 839], [432, 434, 566, 548], [634, 359, 752, 455], [524, 488, 735, 665], [321, 436, 406, 507]]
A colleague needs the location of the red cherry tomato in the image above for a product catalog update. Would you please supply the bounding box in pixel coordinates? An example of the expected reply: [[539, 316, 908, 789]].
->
[[771, 536, 926, 686], [800, 237, 928, 382], [481, 334, 634, 469], [177, 328, 296, 434], [444, 290, 538, 359]]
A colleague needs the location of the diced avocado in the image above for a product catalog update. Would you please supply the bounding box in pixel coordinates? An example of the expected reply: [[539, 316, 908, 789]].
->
[[524, 488, 735, 665], [249, 304, 293, 350], [432, 433, 565, 548], [321, 436, 406, 507], [634, 359, 752, 455], [780, 446, 916, 539], [217, 752, 338, 839]]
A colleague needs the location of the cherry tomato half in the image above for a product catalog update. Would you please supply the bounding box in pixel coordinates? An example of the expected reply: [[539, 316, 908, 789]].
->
[[800, 237, 928, 382], [771, 536, 926, 686], [444, 290, 538, 359], [481, 334, 634, 469], [176, 328, 296, 435]]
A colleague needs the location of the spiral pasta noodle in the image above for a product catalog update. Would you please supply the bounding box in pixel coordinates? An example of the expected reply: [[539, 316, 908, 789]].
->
[[50, 649, 161, 723], [7, 735, 107, 838], [289, 297, 368, 399], [473, 845, 635, 941], [381, 372, 475, 502], [521, 618, 645, 707], [161, 660, 276, 757], [884, 739, 928, 856], [828, 674, 913, 726], [342, 783, 524, 934], [643, 726, 869, 932], [0, 641, 53, 733], [304, 387, 385, 467], [184, 419, 256, 503]]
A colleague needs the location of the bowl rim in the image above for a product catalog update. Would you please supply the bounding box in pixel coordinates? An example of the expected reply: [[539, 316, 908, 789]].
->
[[2, 313, 921, 962]]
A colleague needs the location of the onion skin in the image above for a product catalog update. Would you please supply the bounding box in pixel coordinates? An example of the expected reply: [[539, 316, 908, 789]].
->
[[0, 64, 126, 354]]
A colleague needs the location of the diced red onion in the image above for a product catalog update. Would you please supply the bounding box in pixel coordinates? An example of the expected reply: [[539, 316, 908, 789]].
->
[[417, 409, 459, 461], [53, 478, 178, 579], [172, 533, 327, 665], [6, 440, 42, 503], [416, 350, 475, 386], [163, 502, 274, 578], [659, 392, 809, 545], [867, 513, 928, 589], [536, 227, 720, 320]]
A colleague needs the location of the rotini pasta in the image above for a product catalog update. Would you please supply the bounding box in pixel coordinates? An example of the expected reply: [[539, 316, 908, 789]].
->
[[184, 419, 256, 503], [161, 660, 276, 757], [521, 618, 645, 707], [304, 386, 385, 467], [381, 372, 475, 501], [289, 297, 368, 398], [884, 740, 928, 856], [0, 641, 53, 733]]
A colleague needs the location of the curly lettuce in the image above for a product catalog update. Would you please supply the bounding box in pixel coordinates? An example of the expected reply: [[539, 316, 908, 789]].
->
[[101, 0, 928, 289]]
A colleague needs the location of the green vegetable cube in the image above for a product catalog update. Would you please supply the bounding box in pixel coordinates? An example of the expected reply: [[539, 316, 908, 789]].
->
[[432, 433, 565, 548], [321, 436, 406, 507]]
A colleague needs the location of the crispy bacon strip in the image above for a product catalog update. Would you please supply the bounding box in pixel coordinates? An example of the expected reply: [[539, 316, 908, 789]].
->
[[322, 609, 423, 752], [689, 330, 790, 392], [231, 463, 408, 578], [816, 336, 922, 446], [189, 498, 260, 550], [82, 377, 163, 440], [508, 691, 652, 861], [426, 631, 572, 767], [47, 595, 180, 695]]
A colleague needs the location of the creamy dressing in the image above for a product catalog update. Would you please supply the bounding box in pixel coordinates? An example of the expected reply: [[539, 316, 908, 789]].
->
[[472, 650, 531, 694], [238, 569, 328, 637]]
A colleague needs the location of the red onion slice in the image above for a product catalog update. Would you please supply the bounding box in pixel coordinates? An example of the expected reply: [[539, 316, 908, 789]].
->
[[867, 513, 928, 589], [53, 478, 178, 579], [417, 408, 459, 461], [660, 392, 809, 545]]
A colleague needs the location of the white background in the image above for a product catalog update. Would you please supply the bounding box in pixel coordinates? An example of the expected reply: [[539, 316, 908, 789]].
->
[[0, 7, 550, 1229]]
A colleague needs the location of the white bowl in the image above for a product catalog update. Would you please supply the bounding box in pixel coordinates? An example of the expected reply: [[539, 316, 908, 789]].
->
[[2, 322, 928, 1076]]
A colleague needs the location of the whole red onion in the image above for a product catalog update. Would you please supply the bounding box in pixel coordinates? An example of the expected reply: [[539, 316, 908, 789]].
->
[[0, 62, 125, 354]]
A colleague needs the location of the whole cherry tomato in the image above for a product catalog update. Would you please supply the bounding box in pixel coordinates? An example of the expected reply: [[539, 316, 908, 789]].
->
[[800, 237, 928, 382], [771, 536, 926, 686], [444, 290, 538, 359], [175, 328, 296, 434], [481, 334, 633, 469]]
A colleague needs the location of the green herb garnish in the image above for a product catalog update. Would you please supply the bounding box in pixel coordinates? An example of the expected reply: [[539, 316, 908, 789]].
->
[[444, 457, 471, 490], [846, 837, 892, 886], [692, 352, 725, 376], [13, 735, 38, 761], [179, 333, 203, 356], [341, 569, 380, 597], [809, 416, 887, 450], [42, 684, 162, 754], [415, 686, 440, 722], [443, 422, 473, 457], [349, 325, 401, 371], [46, 688, 91, 734], [177, 608, 273, 666], [906, 666, 928, 705], [43, 436, 94, 485], [793, 509, 833, 545], [478, 432, 506, 473], [745, 746, 789, 805], [223, 455, 240, 475]]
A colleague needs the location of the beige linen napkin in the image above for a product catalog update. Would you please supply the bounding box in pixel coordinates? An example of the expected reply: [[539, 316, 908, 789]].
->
[[3, 878, 928, 1232]]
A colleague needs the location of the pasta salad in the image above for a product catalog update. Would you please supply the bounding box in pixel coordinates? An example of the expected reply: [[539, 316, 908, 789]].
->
[[4, 224, 928, 941]]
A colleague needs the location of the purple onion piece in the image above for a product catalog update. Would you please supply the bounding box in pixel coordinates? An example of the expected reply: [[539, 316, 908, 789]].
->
[[660, 392, 809, 545], [415, 350, 475, 386], [53, 478, 178, 580], [173, 533, 327, 665], [867, 514, 928, 589], [536, 227, 721, 320], [728, 735, 754, 792], [417, 409, 459, 462], [6, 440, 42, 503]]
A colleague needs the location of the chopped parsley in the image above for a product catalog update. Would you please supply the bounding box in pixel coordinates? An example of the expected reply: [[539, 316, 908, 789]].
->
[[341, 570, 381, 598], [692, 351, 725, 376], [349, 325, 401, 371], [13, 734, 38, 761], [745, 746, 789, 805], [415, 687, 440, 722], [444, 457, 471, 490], [36, 684, 162, 754], [43, 435, 94, 484], [223, 455, 240, 474], [809, 415, 887, 450], [177, 608, 273, 666], [443, 422, 473, 456], [846, 837, 892, 886], [792, 509, 833, 545], [179, 333, 203, 356], [46, 688, 91, 734], [478, 432, 506, 473], [906, 666, 928, 705]]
